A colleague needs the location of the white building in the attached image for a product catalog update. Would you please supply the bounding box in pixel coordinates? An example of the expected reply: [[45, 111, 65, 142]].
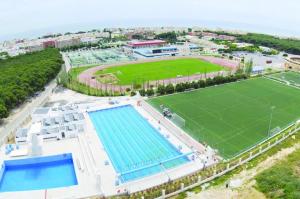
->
[[55, 37, 81, 49]]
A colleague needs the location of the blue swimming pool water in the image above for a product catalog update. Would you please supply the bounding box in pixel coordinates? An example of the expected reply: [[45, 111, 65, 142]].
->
[[88, 105, 189, 182], [0, 153, 78, 192]]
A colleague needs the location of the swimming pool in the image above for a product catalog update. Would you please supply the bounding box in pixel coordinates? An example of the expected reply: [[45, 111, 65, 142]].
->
[[88, 105, 189, 182], [0, 153, 78, 192]]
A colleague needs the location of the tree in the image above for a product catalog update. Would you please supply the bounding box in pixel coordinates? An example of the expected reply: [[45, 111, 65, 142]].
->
[[206, 78, 214, 86], [131, 34, 145, 40], [175, 83, 184, 92], [146, 88, 154, 96], [157, 85, 166, 95], [154, 32, 177, 43], [139, 89, 146, 96], [0, 101, 8, 118], [237, 33, 300, 55], [245, 59, 253, 75], [198, 80, 206, 88], [165, 84, 175, 94], [0, 48, 62, 119], [191, 81, 199, 89]]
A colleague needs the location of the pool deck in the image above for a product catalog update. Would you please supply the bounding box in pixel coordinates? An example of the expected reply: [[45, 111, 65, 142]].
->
[[84, 100, 216, 196], [0, 138, 101, 199], [0, 96, 217, 198]]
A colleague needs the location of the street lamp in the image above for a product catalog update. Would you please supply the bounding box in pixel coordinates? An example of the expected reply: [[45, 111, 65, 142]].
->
[[268, 106, 276, 137]]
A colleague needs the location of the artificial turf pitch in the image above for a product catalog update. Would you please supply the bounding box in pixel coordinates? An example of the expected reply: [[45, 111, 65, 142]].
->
[[268, 71, 300, 85], [95, 58, 224, 85], [148, 78, 300, 159]]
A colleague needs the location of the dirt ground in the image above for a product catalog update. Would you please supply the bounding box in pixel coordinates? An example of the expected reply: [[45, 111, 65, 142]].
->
[[187, 142, 300, 199]]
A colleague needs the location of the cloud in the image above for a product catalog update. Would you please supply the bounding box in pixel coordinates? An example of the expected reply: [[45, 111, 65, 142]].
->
[[0, 0, 299, 39]]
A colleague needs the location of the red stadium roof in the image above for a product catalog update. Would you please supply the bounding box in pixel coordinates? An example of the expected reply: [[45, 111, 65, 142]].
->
[[127, 40, 166, 47]]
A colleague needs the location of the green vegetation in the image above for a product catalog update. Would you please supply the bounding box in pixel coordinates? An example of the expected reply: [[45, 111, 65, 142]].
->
[[127, 127, 300, 199], [155, 32, 178, 43], [60, 42, 101, 51], [95, 58, 224, 85], [69, 66, 93, 80], [0, 48, 63, 119], [140, 74, 247, 97], [237, 33, 300, 55], [58, 66, 123, 96], [210, 31, 298, 54], [268, 71, 300, 85], [148, 78, 300, 159], [0, 52, 10, 60], [220, 43, 261, 54], [255, 148, 300, 199], [214, 39, 279, 55]]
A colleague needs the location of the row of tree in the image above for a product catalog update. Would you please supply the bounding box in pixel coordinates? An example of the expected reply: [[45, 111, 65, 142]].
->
[[205, 31, 300, 55], [0, 48, 63, 119], [237, 33, 300, 55], [154, 32, 178, 44], [139, 74, 248, 97]]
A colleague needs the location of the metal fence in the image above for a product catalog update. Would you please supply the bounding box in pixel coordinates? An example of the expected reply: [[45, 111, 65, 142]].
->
[[139, 100, 300, 199], [152, 124, 300, 199]]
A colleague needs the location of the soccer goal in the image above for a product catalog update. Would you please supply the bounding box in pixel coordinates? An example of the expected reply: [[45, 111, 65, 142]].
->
[[171, 113, 186, 128]]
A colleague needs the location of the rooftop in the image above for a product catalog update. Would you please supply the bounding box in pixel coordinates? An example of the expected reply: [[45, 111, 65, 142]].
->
[[127, 40, 166, 47]]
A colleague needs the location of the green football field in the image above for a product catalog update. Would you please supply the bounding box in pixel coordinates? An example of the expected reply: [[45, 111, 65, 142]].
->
[[268, 71, 300, 85], [95, 58, 224, 85], [148, 78, 300, 159]]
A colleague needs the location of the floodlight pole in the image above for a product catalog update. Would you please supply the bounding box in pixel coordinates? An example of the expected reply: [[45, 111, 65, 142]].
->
[[268, 106, 275, 137]]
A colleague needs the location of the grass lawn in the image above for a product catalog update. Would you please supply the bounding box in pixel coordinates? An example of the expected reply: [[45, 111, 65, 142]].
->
[[268, 71, 300, 85], [255, 148, 300, 199], [69, 65, 93, 79], [95, 58, 224, 85], [148, 78, 300, 159]]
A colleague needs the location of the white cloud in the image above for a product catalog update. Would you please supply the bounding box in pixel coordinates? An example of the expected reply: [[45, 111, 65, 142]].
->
[[0, 0, 299, 39]]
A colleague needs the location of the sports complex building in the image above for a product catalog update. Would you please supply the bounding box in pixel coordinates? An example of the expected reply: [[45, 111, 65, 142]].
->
[[1, 48, 300, 198], [0, 99, 211, 198], [125, 40, 200, 58]]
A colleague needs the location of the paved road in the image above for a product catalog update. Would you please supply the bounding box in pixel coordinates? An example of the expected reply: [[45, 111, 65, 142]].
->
[[62, 52, 72, 72]]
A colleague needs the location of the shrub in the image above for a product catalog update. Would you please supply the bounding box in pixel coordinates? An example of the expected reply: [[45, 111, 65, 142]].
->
[[157, 85, 166, 95], [183, 82, 192, 90], [191, 81, 199, 89], [130, 91, 136, 96], [206, 78, 214, 86], [146, 88, 154, 96], [198, 80, 206, 88], [175, 83, 185, 92], [139, 89, 146, 96], [165, 84, 175, 94]]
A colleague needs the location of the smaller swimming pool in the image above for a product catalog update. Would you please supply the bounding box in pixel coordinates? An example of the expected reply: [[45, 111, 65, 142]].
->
[[0, 153, 78, 192]]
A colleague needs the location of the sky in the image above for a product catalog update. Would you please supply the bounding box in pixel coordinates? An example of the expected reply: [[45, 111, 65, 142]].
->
[[0, 0, 300, 41]]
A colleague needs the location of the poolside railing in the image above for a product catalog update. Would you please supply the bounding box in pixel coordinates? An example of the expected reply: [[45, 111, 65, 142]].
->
[[131, 101, 300, 199], [127, 123, 300, 199], [119, 152, 193, 177]]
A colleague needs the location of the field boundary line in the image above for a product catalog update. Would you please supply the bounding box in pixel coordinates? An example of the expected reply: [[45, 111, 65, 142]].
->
[[140, 100, 207, 153], [152, 124, 300, 199], [225, 122, 295, 161], [263, 75, 300, 90]]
